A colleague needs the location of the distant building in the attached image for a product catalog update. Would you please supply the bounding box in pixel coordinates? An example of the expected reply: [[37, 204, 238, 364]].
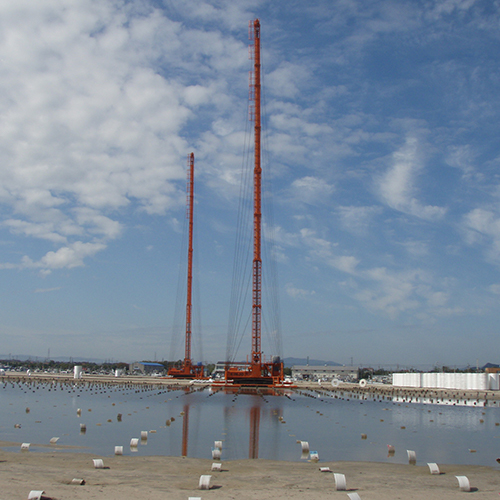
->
[[291, 365, 359, 381], [129, 362, 165, 375]]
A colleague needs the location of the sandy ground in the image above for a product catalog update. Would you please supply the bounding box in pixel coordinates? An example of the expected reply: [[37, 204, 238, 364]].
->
[[0, 442, 498, 500]]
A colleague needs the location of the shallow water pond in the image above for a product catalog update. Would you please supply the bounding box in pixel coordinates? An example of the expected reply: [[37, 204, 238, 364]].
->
[[1, 380, 499, 468]]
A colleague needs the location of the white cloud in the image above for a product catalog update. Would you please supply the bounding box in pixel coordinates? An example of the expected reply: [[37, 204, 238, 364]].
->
[[463, 208, 498, 238], [336, 205, 382, 235], [401, 240, 429, 258], [21, 241, 107, 274], [295, 223, 451, 320], [73, 208, 122, 240], [265, 223, 300, 249], [353, 266, 447, 319], [376, 136, 447, 221], [299, 228, 359, 274], [285, 283, 316, 299], [34, 287, 62, 293], [167, 0, 254, 31], [266, 62, 310, 99], [0, 0, 246, 271], [462, 208, 500, 262], [270, 113, 332, 137], [290, 176, 334, 205], [184, 85, 213, 107], [3, 219, 69, 244], [335, 255, 360, 274], [445, 145, 476, 179], [427, 0, 477, 19]]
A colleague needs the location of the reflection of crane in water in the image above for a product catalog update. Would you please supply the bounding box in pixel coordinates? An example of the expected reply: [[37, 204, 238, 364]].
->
[[221, 388, 284, 459], [178, 387, 288, 460], [180, 390, 262, 459], [222, 392, 263, 459], [249, 405, 260, 458], [181, 403, 189, 456]]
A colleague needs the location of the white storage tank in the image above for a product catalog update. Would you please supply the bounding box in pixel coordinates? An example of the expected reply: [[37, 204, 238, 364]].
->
[[488, 373, 499, 390], [477, 373, 488, 390], [456, 373, 466, 390], [466, 372, 475, 390], [422, 372, 438, 388], [73, 365, 83, 379]]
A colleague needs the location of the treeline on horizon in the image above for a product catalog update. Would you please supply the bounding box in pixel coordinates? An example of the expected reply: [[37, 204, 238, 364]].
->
[[0, 358, 193, 372]]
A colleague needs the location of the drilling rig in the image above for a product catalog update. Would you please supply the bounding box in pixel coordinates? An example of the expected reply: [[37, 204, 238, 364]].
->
[[222, 20, 285, 387], [168, 153, 204, 379]]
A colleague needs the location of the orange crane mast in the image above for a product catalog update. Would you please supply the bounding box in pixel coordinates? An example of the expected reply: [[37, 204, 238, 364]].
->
[[222, 19, 284, 387], [168, 153, 204, 379], [252, 17, 262, 369]]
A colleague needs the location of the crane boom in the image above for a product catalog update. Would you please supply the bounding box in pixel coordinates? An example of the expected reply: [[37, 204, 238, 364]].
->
[[252, 18, 262, 366], [185, 152, 194, 363], [168, 153, 204, 379], [219, 19, 286, 387]]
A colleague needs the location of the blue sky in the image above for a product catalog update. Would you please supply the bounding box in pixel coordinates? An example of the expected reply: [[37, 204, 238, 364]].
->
[[1, 0, 499, 368]]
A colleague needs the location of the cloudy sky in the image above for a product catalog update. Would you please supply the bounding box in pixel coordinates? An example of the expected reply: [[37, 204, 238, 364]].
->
[[1, 0, 499, 368]]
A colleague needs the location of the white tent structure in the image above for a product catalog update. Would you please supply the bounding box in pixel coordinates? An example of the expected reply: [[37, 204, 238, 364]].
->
[[392, 372, 499, 390]]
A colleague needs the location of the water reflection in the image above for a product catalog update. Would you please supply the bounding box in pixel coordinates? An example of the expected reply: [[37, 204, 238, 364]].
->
[[249, 405, 260, 458], [1, 380, 499, 468], [182, 404, 189, 457], [220, 388, 287, 460]]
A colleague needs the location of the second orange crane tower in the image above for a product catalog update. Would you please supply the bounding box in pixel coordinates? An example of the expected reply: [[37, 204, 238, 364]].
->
[[168, 153, 204, 379]]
